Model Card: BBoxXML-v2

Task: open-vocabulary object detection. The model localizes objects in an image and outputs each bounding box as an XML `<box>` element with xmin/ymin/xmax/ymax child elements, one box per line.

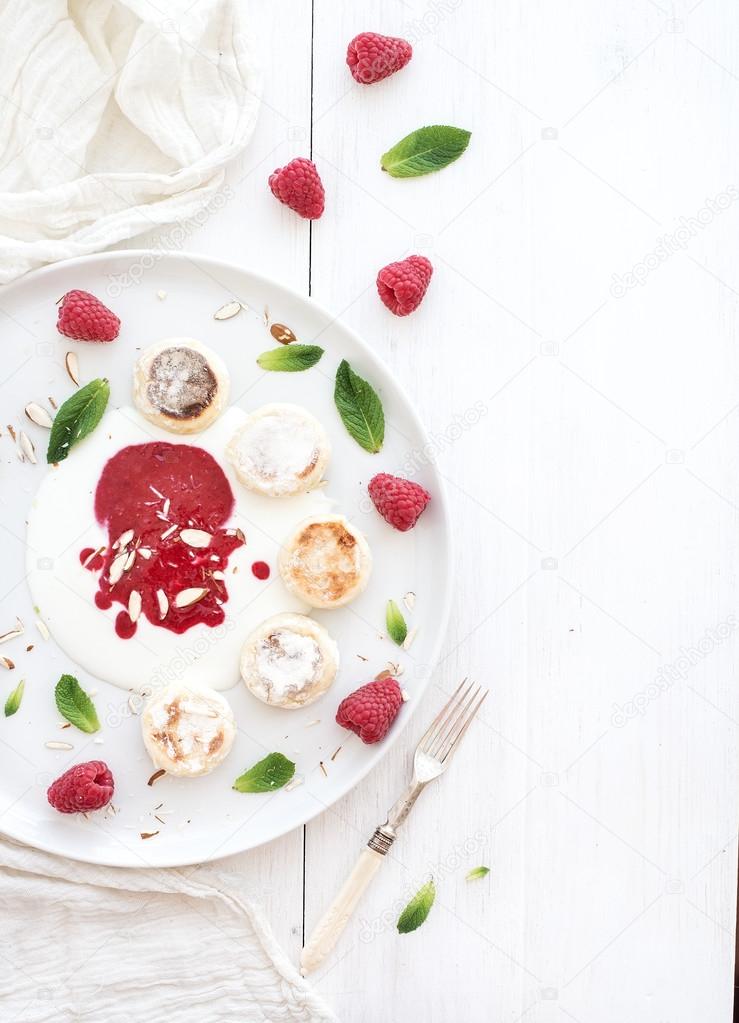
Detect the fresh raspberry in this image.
<box><xmin>377</xmin><ymin>255</ymin><xmax>433</xmax><ymax>316</ymax></box>
<box><xmin>269</xmin><ymin>158</ymin><xmax>325</xmax><ymax>220</ymax></box>
<box><xmin>57</xmin><ymin>290</ymin><xmax>120</xmax><ymax>343</ymax></box>
<box><xmin>368</xmin><ymin>472</ymin><xmax>431</xmax><ymax>532</ymax></box>
<box><xmin>47</xmin><ymin>760</ymin><xmax>114</xmax><ymax>814</ymax></box>
<box><xmin>336</xmin><ymin>676</ymin><xmax>403</xmax><ymax>744</ymax></box>
<box><xmin>346</xmin><ymin>32</ymin><xmax>412</xmax><ymax>85</ymax></box>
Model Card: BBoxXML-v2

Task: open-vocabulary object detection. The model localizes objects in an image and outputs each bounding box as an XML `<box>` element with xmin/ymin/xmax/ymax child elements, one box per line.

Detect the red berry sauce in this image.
<box><xmin>251</xmin><ymin>560</ymin><xmax>270</xmax><ymax>580</ymax></box>
<box><xmin>81</xmin><ymin>442</ymin><xmax>244</xmax><ymax>639</ymax></box>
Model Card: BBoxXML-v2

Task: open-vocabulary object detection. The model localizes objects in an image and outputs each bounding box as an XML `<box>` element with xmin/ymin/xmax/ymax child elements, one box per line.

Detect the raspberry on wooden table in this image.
<box><xmin>56</xmin><ymin>290</ymin><xmax>120</xmax><ymax>342</ymax></box>
<box><xmin>268</xmin><ymin>158</ymin><xmax>325</xmax><ymax>220</ymax></box>
<box><xmin>336</xmin><ymin>676</ymin><xmax>403</xmax><ymax>744</ymax></box>
<box><xmin>368</xmin><ymin>473</ymin><xmax>431</xmax><ymax>532</ymax></box>
<box><xmin>47</xmin><ymin>760</ymin><xmax>114</xmax><ymax>814</ymax></box>
<box><xmin>346</xmin><ymin>32</ymin><xmax>412</xmax><ymax>84</ymax></box>
<box><xmin>377</xmin><ymin>255</ymin><xmax>433</xmax><ymax>316</ymax></box>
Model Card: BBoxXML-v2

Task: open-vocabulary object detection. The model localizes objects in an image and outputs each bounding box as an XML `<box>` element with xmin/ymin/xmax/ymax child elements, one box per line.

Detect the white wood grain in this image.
<box><xmin>125</xmin><ymin>0</ymin><xmax>739</xmax><ymax>1019</ymax></box>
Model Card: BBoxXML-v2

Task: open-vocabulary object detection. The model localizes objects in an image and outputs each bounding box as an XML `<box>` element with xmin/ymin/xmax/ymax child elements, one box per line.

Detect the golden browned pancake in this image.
<box><xmin>278</xmin><ymin>514</ymin><xmax>372</xmax><ymax>609</ymax></box>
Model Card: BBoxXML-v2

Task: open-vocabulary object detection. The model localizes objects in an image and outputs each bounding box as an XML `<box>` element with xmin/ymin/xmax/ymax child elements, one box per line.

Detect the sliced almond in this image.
<box><xmin>212</xmin><ymin>570</ymin><xmax>225</xmax><ymax>581</ymax></box>
<box><xmin>214</xmin><ymin>300</ymin><xmax>243</xmax><ymax>321</ymax></box>
<box><xmin>124</xmin><ymin>550</ymin><xmax>136</xmax><ymax>571</ymax></box>
<box><xmin>45</xmin><ymin>741</ymin><xmax>73</xmax><ymax>751</ymax></box>
<box><xmin>160</xmin><ymin>524</ymin><xmax>177</xmax><ymax>541</ymax></box>
<box><xmin>162</xmin><ymin>498</ymin><xmax>170</xmax><ymax>517</ymax></box>
<box><xmin>65</xmin><ymin>351</ymin><xmax>80</xmax><ymax>387</ymax></box>
<box><xmin>48</xmin><ymin>396</ymin><xmax>58</xmax><ymax>410</ymax></box>
<box><xmin>113</xmin><ymin>529</ymin><xmax>134</xmax><ymax>550</ymax></box>
<box><xmin>0</xmin><ymin>619</ymin><xmax>24</xmax><ymax>645</ymax></box>
<box><xmin>0</xmin><ymin>657</ymin><xmax>14</xmax><ymax>670</ymax></box>
<box><xmin>180</xmin><ymin>528</ymin><xmax>212</xmax><ymax>549</ymax></box>
<box><xmin>128</xmin><ymin>590</ymin><xmax>142</xmax><ymax>623</ymax></box>
<box><xmin>157</xmin><ymin>290</ymin><xmax>167</xmax><ymax>300</ymax></box>
<box><xmin>19</xmin><ymin>432</ymin><xmax>36</xmax><ymax>464</ymax></box>
<box><xmin>270</xmin><ymin>323</ymin><xmax>297</xmax><ymax>345</ymax></box>
<box><xmin>108</xmin><ymin>551</ymin><xmax>129</xmax><ymax>585</ymax></box>
<box><xmin>402</xmin><ymin>626</ymin><xmax>418</xmax><ymax>651</ymax></box>
<box><xmin>24</xmin><ymin>402</ymin><xmax>53</xmax><ymax>429</ymax></box>
<box><xmin>148</xmin><ymin>768</ymin><xmax>166</xmax><ymax>786</ymax></box>
<box><xmin>403</xmin><ymin>591</ymin><xmax>416</xmax><ymax>611</ymax></box>
<box><xmin>82</xmin><ymin>545</ymin><xmax>105</xmax><ymax>568</ymax></box>
<box><xmin>156</xmin><ymin>589</ymin><xmax>169</xmax><ymax>619</ymax></box>
<box><xmin>138</xmin><ymin>547</ymin><xmax>152</xmax><ymax>560</ymax></box>
<box><xmin>173</xmin><ymin>587</ymin><xmax>208</xmax><ymax>609</ymax></box>
<box><xmin>35</xmin><ymin>619</ymin><xmax>50</xmax><ymax>641</ymax></box>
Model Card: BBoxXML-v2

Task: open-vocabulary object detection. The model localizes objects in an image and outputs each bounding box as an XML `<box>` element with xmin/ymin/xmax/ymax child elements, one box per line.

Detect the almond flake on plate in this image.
<box><xmin>156</xmin><ymin>589</ymin><xmax>169</xmax><ymax>619</ymax></box>
<box><xmin>0</xmin><ymin>619</ymin><xmax>24</xmax><ymax>645</ymax></box>
<box><xmin>157</xmin><ymin>290</ymin><xmax>167</xmax><ymax>300</ymax></box>
<box><xmin>24</xmin><ymin>402</ymin><xmax>53</xmax><ymax>429</ymax></box>
<box><xmin>64</xmin><ymin>351</ymin><xmax>80</xmax><ymax>386</ymax></box>
<box><xmin>45</xmin><ymin>741</ymin><xmax>73</xmax><ymax>751</ymax></box>
<box><xmin>128</xmin><ymin>590</ymin><xmax>142</xmax><ymax>623</ymax></box>
<box><xmin>108</xmin><ymin>551</ymin><xmax>129</xmax><ymax>585</ymax></box>
<box><xmin>19</xmin><ymin>432</ymin><xmax>36</xmax><ymax>464</ymax></box>
<box><xmin>174</xmin><ymin>587</ymin><xmax>207</xmax><ymax>609</ymax></box>
<box><xmin>180</xmin><ymin>528</ymin><xmax>212</xmax><ymax>548</ymax></box>
<box><xmin>403</xmin><ymin>591</ymin><xmax>416</xmax><ymax>611</ymax></box>
<box><xmin>35</xmin><ymin>619</ymin><xmax>50</xmax><ymax>641</ymax></box>
<box><xmin>213</xmin><ymin>300</ymin><xmax>242</xmax><ymax>320</ymax></box>
<box><xmin>402</xmin><ymin>627</ymin><xmax>418</xmax><ymax>650</ymax></box>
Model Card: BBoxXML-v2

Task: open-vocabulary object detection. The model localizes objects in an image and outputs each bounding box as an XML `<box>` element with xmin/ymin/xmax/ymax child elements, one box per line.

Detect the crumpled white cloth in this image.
<box><xmin>0</xmin><ymin>833</ymin><xmax>337</xmax><ymax>1022</ymax></box>
<box><xmin>0</xmin><ymin>0</ymin><xmax>261</xmax><ymax>284</ymax></box>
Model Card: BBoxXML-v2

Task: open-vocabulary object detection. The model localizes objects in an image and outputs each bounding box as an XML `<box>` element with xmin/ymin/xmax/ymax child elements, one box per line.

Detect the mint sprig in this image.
<box><xmin>397</xmin><ymin>879</ymin><xmax>436</xmax><ymax>934</ymax></box>
<box><xmin>334</xmin><ymin>359</ymin><xmax>384</xmax><ymax>453</ymax></box>
<box><xmin>465</xmin><ymin>866</ymin><xmax>490</xmax><ymax>881</ymax></box>
<box><xmin>386</xmin><ymin>600</ymin><xmax>408</xmax><ymax>646</ymax></box>
<box><xmin>381</xmin><ymin>125</ymin><xmax>471</xmax><ymax>178</ymax></box>
<box><xmin>4</xmin><ymin>678</ymin><xmax>24</xmax><ymax>717</ymax></box>
<box><xmin>233</xmin><ymin>752</ymin><xmax>295</xmax><ymax>793</ymax></box>
<box><xmin>55</xmin><ymin>674</ymin><xmax>100</xmax><ymax>733</ymax></box>
<box><xmin>256</xmin><ymin>345</ymin><xmax>324</xmax><ymax>372</ymax></box>
<box><xmin>47</xmin><ymin>378</ymin><xmax>109</xmax><ymax>463</ymax></box>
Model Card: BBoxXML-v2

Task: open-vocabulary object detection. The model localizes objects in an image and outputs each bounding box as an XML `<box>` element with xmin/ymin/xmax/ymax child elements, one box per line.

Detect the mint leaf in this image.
<box><xmin>334</xmin><ymin>359</ymin><xmax>384</xmax><ymax>453</ymax></box>
<box><xmin>381</xmin><ymin>126</ymin><xmax>471</xmax><ymax>178</ymax></box>
<box><xmin>386</xmin><ymin>600</ymin><xmax>408</xmax><ymax>646</ymax></box>
<box><xmin>55</xmin><ymin>674</ymin><xmax>100</xmax><ymax>733</ymax></box>
<box><xmin>4</xmin><ymin>678</ymin><xmax>24</xmax><ymax>717</ymax></box>
<box><xmin>397</xmin><ymin>879</ymin><xmax>436</xmax><ymax>934</ymax></box>
<box><xmin>233</xmin><ymin>752</ymin><xmax>295</xmax><ymax>793</ymax></box>
<box><xmin>47</xmin><ymin>378</ymin><xmax>109</xmax><ymax>463</ymax></box>
<box><xmin>466</xmin><ymin>866</ymin><xmax>490</xmax><ymax>881</ymax></box>
<box><xmin>256</xmin><ymin>345</ymin><xmax>324</xmax><ymax>372</ymax></box>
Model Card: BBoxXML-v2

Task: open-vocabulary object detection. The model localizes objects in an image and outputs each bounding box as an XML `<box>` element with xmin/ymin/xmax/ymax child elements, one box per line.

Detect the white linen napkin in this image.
<box><xmin>0</xmin><ymin>0</ymin><xmax>261</xmax><ymax>284</ymax></box>
<box><xmin>0</xmin><ymin>833</ymin><xmax>337</xmax><ymax>1022</ymax></box>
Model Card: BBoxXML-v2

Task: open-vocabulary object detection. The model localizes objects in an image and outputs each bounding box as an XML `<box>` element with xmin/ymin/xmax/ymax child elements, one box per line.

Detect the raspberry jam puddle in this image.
<box><xmin>81</xmin><ymin>442</ymin><xmax>244</xmax><ymax>638</ymax></box>
<box><xmin>251</xmin><ymin>560</ymin><xmax>270</xmax><ymax>580</ymax></box>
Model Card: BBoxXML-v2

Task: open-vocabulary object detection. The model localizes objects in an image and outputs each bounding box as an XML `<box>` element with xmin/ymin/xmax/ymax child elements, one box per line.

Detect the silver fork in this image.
<box><xmin>300</xmin><ymin>679</ymin><xmax>488</xmax><ymax>974</ymax></box>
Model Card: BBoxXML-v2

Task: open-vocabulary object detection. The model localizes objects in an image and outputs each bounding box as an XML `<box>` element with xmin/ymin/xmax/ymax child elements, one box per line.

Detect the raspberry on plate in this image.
<box><xmin>336</xmin><ymin>676</ymin><xmax>403</xmax><ymax>744</ymax></box>
<box><xmin>346</xmin><ymin>32</ymin><xmax>412</xmax><ymax>85</ymax></box>
<box><xmin>368</xmin><ymin>472</ymin><xmax>431</xmax><ymax>532</ymax></box>
<box><xmin>269</xmin><ymin>158</ymin><xmax>325</xmax><ymax>220</ymax></box>
<box><xmin>47</xmin><ymin>760</ymin><xmax>114</xmax><ymax>814</ymax></box>
<box><xmin>57</xmin><ymin>290</ymin><xmax>120</xmax><ymax>343</ymax></box>
<box><xmin>377</xmin><ymin>255</ymin><xmax>433</xmax><ymax>316</ymax></box>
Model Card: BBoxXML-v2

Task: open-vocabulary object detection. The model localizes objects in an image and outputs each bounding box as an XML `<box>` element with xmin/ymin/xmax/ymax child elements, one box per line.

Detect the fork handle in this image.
<box><xmin>301</xmin><ymin>846</ymin><xmax>385</xmax><ymax>975</ymax></box>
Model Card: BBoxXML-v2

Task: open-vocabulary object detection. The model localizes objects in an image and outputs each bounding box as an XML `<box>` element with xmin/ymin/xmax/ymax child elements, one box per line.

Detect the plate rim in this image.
<box><xmin>0</xmin><ymin>248</ymin><xmax>454</xmax><ymax>867</ymax></box>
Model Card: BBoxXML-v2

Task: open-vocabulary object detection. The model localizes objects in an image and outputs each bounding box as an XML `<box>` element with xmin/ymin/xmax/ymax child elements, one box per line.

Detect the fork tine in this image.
<box><xmin>439</xmin><ymin>688</ymin><xmax>488</xmax><ymax>763</ymax></box>
<box><xmin>428</xmin><ymin>682</ymin><xmax>480</xmax><ymax>760</ymax></box>
<box><xmin>418</xmin><ymin>678</ymin><xmax>468</xmax><ymax>754</ymax></box>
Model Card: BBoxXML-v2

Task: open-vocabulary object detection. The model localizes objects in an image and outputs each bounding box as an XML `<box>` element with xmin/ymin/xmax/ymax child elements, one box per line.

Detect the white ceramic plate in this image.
<box><xmin>0</xmin><ymin>250</ymin><xmax>451</xmax><ymax>867</ymax></box>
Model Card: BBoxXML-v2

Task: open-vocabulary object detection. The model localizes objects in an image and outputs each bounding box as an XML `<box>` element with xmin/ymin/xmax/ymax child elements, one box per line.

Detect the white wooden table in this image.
<box><xmin>129</xmin><ymin>1</ymin><xmax>739</xmax><ymax>1018</ymax></box>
